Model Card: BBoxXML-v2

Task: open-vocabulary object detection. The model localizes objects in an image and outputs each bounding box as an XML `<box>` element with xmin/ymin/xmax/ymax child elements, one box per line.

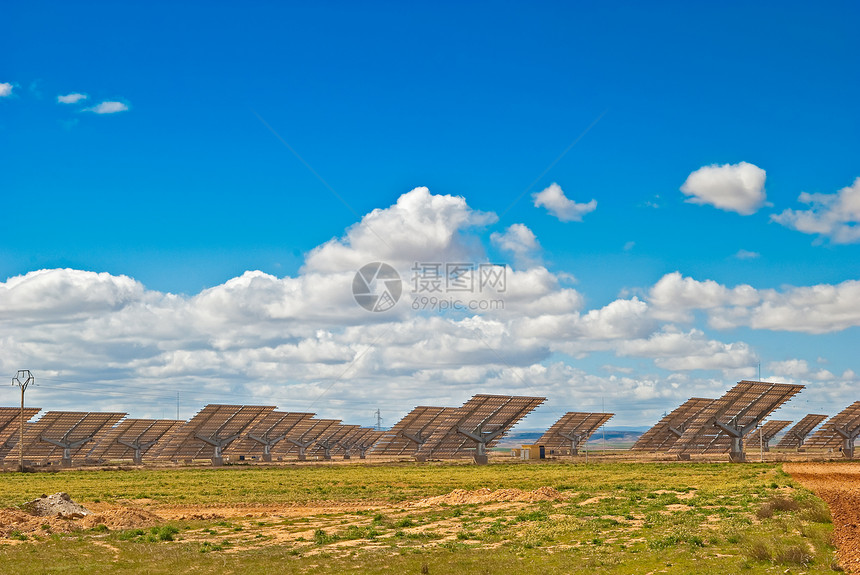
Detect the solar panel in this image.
<box><xmin>630</xmin><ymin>398</ymin><xmax>714</xmax><ymax>452</ymax></box>
<box><xmin>804</xmin><ymin>402</ymin><xmax>860</xmax><ymax>458</ymax></box>
<box><xmin>271</xmin><ymin>418</ymin><xmax>342</xmax><ymax>460</ymax></box>
<box><xmin>372</xmin><ymin>406</ymin><xmax>458</xmax><ymax>459</ymax></box>
<box><xmin>420</xmin><ymin>394</ymin><xmax>546</xmax><ymax>463</ymax></box>
<box><xmin>669</xmin><ymin>381</ymin><xmax>804</xmax><ymax>462</ymax></box>
<box><xmin>86</xmin><ymin>419</ymin><xmax>185</xmax><ymax>463</ymax></box>
<box><xmin>154</xmin><ymin>404</ymin><xmax>276</xmax><ymax>465</ymax></box>
<box><xmin>353</xmin><ymin>428</ymin><xmax>385</xmax><ymax>459</ymax></box>
<box><xmin>3</xmin><ymin>411</ymin><xmax>125</xmax><ymax>466</ymax></box>
<box><xmin>0</xmin><ymin>408</ymin><xmax>42</xmax><ymax>462</ymax></box>
<box><xmin>335</xmin><ymin>426</ymin><xmax>377</xmax><ymax>459</ymax></box>
<box><xmin>775</xmin><ymin>414</ymin><xmax>828</xmax><ymax>450</ymax></box>
<box><xmin>224</xmin><ymin>411</ymin><xmax>315</xmax><ymax>461</ymax></box>
<box><xmin>311</xmin><ymin>424</ymin><xmax>360</xmax><ymax>459</ymax></box>
<box><xmin>745</xmin><ymin>420</ymin><xmax>792</xmax><ymax>452</ymax></box>
<box><xmin>536</xmin><ymin>412</ymin><xmax>614</xmax><ymax>455</ymax></box>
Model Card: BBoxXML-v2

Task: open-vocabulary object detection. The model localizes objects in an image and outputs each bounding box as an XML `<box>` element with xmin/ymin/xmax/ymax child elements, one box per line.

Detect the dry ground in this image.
<box><xmin>785</xmin><ymin>462</ymin><xmax>860</xmax><ymax>573</ymax></box>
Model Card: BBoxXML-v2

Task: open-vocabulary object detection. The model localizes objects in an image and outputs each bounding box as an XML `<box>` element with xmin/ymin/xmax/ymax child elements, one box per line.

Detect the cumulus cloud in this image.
<box><xmin>57</xmin><ymin>93</ymin><xmax>88</xmax><ymax>104</ymax></box>
<box><xmin>647</xmin><ymin>272</ymin><xmax>860</xmax><ymax>335</ymax></box>
<box><xmin>0</xmin><ymin>83</ymin><xmax>13</xmax><ymax>97</ymax></box>
<box><xmin>617</xmin><ymin>327</ymin><xmax>757</xmax><ymax>372</ymax></box>
<box><xmin>532</xmin><ymin>183</ymin><xmax>596</xmax><ymax>222</ymax></box>
<box><xmin>772</xmin><ymin>178</ymin><xmax>860</xmax><ymax>244</ymax></box>
<box><xmin>680</xmin><ymin>161</ymin><xmax>767</xmax><ymax>215</ymax></box>
<box><xmin>304</xmin><ymin>187</ymin><xmax>496</xmax><ymax>274</ymax></box>
<box><xmin>2</xmin><ymin>188</ymin><xmax>855</xmax><ymax>425</ymax></box>
<box><xmin>491</xmin><ymin>224</ymin><xmax>541</xmax><ymax>268</ymax></box>
<box><xmin>85</xmin><ymin>101</ymin><xmax>129</xmax><ymax>114</ymax></box>
<box><xmin>767</xmin><ymin>359</ymin><xmax>835</xmax><ymax>382</ymax></box>
<box><xmin>648</xmin><ymin>272</ymin><xmax>759</xmax><ymax>322</ymax></box>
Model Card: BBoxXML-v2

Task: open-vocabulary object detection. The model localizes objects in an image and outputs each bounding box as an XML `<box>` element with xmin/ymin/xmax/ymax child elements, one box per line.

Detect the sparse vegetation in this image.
<box><xmin>0</xmin><ymin>462</ymin><xmax>842</xmax><ymax>574</ymax></box>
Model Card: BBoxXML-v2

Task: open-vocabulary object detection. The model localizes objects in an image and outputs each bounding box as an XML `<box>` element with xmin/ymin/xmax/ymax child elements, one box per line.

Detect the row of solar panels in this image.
<box><xmin>0</xmin><ymin>394</ymin><xmax>551</xmax><ymax>466</ymax></box>
<box><xmin>630</xmin><ymin>381</ymin><xmax>860</xmax><ymax>460</ymax></box>
<box><xmin>3</xmin><ymin>381</ymin><xmax>857</xmax><ymax>467</ymax></box>
<box><xmin>0</xmin><ymin>406</ymin><xmax>385</xmax><ymax>466</ymax></box>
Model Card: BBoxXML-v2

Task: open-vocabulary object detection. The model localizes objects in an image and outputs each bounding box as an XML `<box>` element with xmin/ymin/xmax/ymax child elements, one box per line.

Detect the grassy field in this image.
<box><xmin>0</xmin><ymin>461</ymin><xmax>842</xmax><ymax>574</ymax></box>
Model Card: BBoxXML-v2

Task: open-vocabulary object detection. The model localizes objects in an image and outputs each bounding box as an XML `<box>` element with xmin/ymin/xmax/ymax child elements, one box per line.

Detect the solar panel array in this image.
<box><xmin>372</xmin><ymin>406</ymin><xmax>458</xmax><ymax>456</ymax></box>
<box><xmin>804</xmin><ymin>402</ymin><xmax>860</xmax><ymax>457</ymax></box>
<box><xmin>154</xmin><ymin>405</ymin><xmax>275</xmax><ymax>462</ymax></box>
<box><xmin>3</xmin><ymin>411</ymin><xmax>126</xmax><ymax>465</ymax></box>
<box><xmin>630</xmin><ymin>398</ymin><xmax>714</xmax><ymax>452</ymax></box>
<box><xmin>669</xmin><ymin>381</ymin><xmax>804</xmax><ymax>460</ymax></box>
<box><xmin>536</xmin><ymin>412</ymin><xmax>614</xmax><ymax>455</ymax></box>
<box><xmin>745</xmin><ymin>420</ymin><xmax>792</xmax><ymax>451</ymax></box>
<box><xmin>87</xmin><ymin>418</ymin><xmax>185</xmax><ymax>462</ymax></box>
<box><xmin>273</xmin><ymin>418</ymin><xmax>342</xmax><ymax>460</ymax></box>
<box><xmin>225</xmin><ymin>411</ymin><xmax>315</xmax><ymax>459</ymax></box>
<box><xmin>418</xmin><ymin>394</ymin><xmax>546</xmax><ymax>461</ymax></box>
<box><xmin>775</xmin><ymin>414</ymin><xmax>828</xmax><ymax>449</ymax></box>
<box><xmin>336</xmin><ymin>426</ymin><xmax>382</xmax><ymax>458</ymax></box>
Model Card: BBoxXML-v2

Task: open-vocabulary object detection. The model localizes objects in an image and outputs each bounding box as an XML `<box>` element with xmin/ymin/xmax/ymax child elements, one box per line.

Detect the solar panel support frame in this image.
<box><xmin>833</xmin><ymin>424</ymin><xmax>860</xmax><ymax>458</ymax></box>
<box><xmin>116</xmin><ymin>438</ymin><xmax>160</xmax><ymax>465</ymax></box>
<box><xmin>194</xmin><ymin>432</ymin><xmax>242</xmax><ymax>467</ymax></box>
<box><xmin>39</xmin><ymin>435</ymin><xmax>91</xmax><ymax>468</ymax></box>
<box><xmin>246</xmin><ymin>432</ymin><xmax>288</xmax><ymax>462</ymax></box>
<box><xmin>713</xmin><ymin>421</ymin><xmax>749</xmax><ymax>462</ymax></box>
<box><xmin>556</xmin><ymin>431</ymin><xmax>588</xmax><ymax>455</ymax></box>
<box><xmin>286</xmin><ymin>437</ymin><xmax>314</xmax><ymax>461</ymax></box>
<box><xmin>456</xmin><ymin>423</ymin><xmax>506</xmax><ymax>465</ymax></box>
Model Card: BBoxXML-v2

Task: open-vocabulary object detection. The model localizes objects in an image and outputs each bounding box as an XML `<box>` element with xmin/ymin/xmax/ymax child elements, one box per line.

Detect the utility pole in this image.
<box><xmin>374</xmin><ymin>409</ymin><xmax>383</xmax><ymax>431</ymax></box>
<box><xmin>12</xmin><ymin>370</ymin><xmax>34</xmax><ymax>473</ymax></box>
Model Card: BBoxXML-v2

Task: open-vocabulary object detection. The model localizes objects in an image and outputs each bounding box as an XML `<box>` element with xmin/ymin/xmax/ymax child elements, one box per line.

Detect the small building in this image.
<box><xmin>520</xmin><ymin>444</ymin><xmax>545</xmax><ymax>460</ymax></box>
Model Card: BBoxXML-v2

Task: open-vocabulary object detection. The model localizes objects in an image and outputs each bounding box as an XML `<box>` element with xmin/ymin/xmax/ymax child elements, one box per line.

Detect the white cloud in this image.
<box><xmin>491</xmin><ymin>224</ymin><xmax>541</xmax><ymax>268</ymax></box>
<box><xmin>304</xmin><ymin>186</ymin><xmax>496</xmax><ymax>274</ymax></box>
<box><xmin>617</xmin><ymin>327</ymin><xmax>757</xmax><ymax>372</ymax></box>
<box><xmin>57</xmin><ymin>93</ymin><xmax>88</xmax><ymax>104</ymax></box>
<box><xmin>648</xmin><ymin>272</ymin><xmax>759</xmax><ymax>322</ymax></box>
<box><xmin>734</xmin><ymin>249</ymin><xmax>760</xmax><ymax>260</ymax></box>
<box><xmin>771</xmin><ymin>177</ymin><xmax>860</xmax><ymax>244</ymax></box>
<box><xmin>85</xmin><ymin>101</ymin><xmax>129</xmax><ymax>114</ymax></box>
<box><xmin>647</xmin><ymin>272</ymin><xmax>860</xmax><ymax>335</ymax></box>
<box><xmin>532</xmin><ymin>183</ymin><xmax>596</xmax><ymax>222</ymax></box>
<box><xmin>680</xmin><ymin>161</ymin><xmax>767</xmax><ymax>215</ymax></box>
<box><xmin>0</xmin><ymin>83</ymin><xmax>13</xmax><ymax>97</ymax></box>
<box><xmin>2</xmin><ymin>188</ymin><xmax>857</xmax><ymax>425</ymax></box>
<box><xmin>767</xmin><ymin>359</ymin><xmax>835</xmax><ymax>382</ymax></box>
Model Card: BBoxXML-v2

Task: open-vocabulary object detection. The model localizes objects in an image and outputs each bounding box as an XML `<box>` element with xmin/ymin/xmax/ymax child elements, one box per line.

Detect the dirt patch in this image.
<box><xmin>80</xmin><ymin>508</ymin><xmax>164</xmax><ymax>530</ymax></box>
<box><xmin>784</xmin><ymin>462</ymin><xmax>860</xmax><ymax>573</ymax></box>
<box><xmin>409</xmin><ymin>486</ymin><xmax>567</xmax><ymax>506</ymax></box>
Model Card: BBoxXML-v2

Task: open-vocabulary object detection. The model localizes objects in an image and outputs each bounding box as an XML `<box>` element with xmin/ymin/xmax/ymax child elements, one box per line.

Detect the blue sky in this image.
<box><xmin>2</xmin><ymin>2</ymin><xmax>859</xmax><ymax>428</ymax></box>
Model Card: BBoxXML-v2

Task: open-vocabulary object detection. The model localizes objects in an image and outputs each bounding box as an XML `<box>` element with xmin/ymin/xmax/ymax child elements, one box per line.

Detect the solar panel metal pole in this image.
<box><xmin>11</xmin><ymin>370</ymin><xmax>34</xmax><ymax>472</ymax></box>
<box><xmin>833</xmin><ymin>425</ymin><xmax>858</xmax><ymax>459</ymax></box>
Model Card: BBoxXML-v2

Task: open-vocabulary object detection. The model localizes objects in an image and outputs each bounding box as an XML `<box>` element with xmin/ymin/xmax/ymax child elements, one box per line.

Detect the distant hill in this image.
<box><xmin>496</xmin><ymin>428</ymin><xmax>644</xmax><ymax>449</ymax></box>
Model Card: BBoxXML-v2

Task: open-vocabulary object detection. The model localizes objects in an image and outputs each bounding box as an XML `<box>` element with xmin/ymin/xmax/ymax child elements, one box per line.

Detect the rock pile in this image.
<box><xmin>21</xmin><ymin>493</ymin><xmax>90</xmax><ymax>518</ymax></box>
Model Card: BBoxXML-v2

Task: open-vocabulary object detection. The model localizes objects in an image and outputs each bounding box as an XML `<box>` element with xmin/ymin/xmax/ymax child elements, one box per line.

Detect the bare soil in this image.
<box><xmin>784</xmin><ymin>462</ymin><xmax>860</xmax><ymax>573</ymax></box>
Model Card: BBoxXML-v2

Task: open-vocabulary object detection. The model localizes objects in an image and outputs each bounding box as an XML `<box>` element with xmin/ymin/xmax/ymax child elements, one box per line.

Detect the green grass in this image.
<box><xmin>0</xmin><ymin>461</ymin><xmax>843</xmax><ymax>574</ymax></box>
